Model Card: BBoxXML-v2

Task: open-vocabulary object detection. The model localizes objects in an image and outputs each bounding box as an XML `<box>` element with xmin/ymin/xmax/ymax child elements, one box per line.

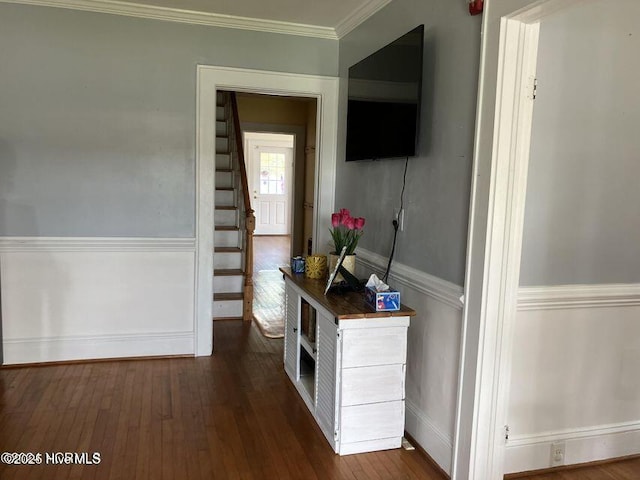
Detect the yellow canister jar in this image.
<box><xmin>304</xmin><ymin>254</ymin><xmax>327</xmax><ymax>279</ymax></box>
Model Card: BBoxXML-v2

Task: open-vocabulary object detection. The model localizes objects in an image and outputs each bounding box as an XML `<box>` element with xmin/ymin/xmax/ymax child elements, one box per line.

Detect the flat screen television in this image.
<box><xmin>345</xmin><ymin>25</ymin><xmax>424</xmax><ymax>162</ymax></box>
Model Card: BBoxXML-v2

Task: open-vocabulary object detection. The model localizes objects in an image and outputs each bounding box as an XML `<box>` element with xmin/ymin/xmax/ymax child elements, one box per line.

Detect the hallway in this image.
<box><xmin>252</xmin><ymin>235</ymin><xmax>290</xmax><ymax>338</ymax></box>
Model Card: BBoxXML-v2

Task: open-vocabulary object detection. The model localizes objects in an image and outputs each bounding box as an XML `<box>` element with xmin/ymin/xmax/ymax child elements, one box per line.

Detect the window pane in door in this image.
<box><xmin>259</xmin><ymin>152</ymin><xmax>286</xmax><ymax>195</ymax></box>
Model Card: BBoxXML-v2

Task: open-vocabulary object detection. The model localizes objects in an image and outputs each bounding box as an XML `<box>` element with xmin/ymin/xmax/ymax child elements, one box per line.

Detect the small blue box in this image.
<box><xmin>365</xmin><ymin>287</ymin><xmax>401</xmax><ymax>312</ymax></box>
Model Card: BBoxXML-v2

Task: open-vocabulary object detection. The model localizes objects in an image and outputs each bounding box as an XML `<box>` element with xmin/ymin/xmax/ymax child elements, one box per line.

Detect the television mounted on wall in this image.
<box><xmin>345</xmin><ymin>25</ymin><xmax>424</xmax><ymax>162</ymax></box>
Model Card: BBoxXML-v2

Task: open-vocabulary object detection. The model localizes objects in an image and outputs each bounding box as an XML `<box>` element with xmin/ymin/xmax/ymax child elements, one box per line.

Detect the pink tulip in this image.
<box><xmin>354</xmin><ymin>217</ymin><xmax>365</xmax><ymax>229</ymax></box>
<box><xmin>331</xmin><ymin>213</ymin><xmax>341</xmax><ymax>228</ymax></box>
<box><xmin>343</xmin><ymin>216</ymin><xmax>356</xmax><ymax>230</ymax></box>
<box><xmin>339</xmin><ymin>208</ymin><xmax>350</xmax><ymax>218</ymax></box>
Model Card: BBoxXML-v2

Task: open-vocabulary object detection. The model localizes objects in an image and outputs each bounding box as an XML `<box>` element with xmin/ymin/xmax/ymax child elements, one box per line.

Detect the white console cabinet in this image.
<box><xmin>280</xmin><ymin>268</ymin><xmax>415</xmax><ymax>455</ymax></box>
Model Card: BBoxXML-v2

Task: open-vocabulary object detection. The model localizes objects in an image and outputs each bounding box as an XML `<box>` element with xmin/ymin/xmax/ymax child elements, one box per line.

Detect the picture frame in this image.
<box><xmin>324</xmin><ymin>246</ymin><xmax>347</xmax><ymax>295</ymax></box>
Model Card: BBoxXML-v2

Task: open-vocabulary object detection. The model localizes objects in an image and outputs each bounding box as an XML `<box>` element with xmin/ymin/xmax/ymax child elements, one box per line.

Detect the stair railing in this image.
<box><xmin>227</xmin><ymin>92</ymin><xmax>255</xmax><ymax>321</ymax></box>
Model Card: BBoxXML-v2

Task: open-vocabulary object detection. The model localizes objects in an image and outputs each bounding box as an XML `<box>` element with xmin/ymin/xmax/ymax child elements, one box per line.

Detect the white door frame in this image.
<box><xmin>454</xmin><ymin>1</ymin><xmax>580</xmax><ymax>478</ymax></box>
<box><xmin>195</xmin><ymin>66</ymin><xmax>338</xmax><ymax>356</ymax></box>
<box><xmin>246</xmin><ymin>134</ymin><xmax>294</xmax><ymax>235</ymax></box>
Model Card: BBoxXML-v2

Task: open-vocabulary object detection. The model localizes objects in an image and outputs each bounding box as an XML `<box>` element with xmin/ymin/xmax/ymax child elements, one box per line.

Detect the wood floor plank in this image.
<box><xmin>1</xmin><ymin>321</ymin><xmax>638</xmax><ymax>479</ymax></box>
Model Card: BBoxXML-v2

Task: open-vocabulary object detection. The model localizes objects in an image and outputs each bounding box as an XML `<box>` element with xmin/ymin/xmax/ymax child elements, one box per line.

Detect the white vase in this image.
<box><xmin>328</xmin><ymin>253</ymin><xmax>356</xmax><ymax>284</ymax></box>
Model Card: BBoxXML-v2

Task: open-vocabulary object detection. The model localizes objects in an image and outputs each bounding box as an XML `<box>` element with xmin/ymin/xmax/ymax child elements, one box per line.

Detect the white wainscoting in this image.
<box><xmin>0</xmin><ymin>237</ymin><xmax>196</xmax><ymax>364</ymax></box>
<box><xmin>505</xmin><ymin>283</ymin><xmax>640</xmax><ymax>474</ymax></box>
<box><xmin>356</xmin><ymin>248</ymin><xmax>463</xmax><ymax>474</ymax></box>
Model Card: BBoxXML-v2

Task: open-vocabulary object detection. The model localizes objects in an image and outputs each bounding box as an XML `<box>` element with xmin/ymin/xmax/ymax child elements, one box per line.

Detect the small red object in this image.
<box><xmin>469</xmin><ymin>0</ymin><xmax>483</xmax><ymax>15</ymax></box>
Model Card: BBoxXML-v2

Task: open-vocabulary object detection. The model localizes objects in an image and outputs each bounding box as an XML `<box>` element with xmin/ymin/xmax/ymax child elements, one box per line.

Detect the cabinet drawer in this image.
<box><xmin>341</xmin><ymin>365</ymin><xmax>404</xmax><ymax>406</ymax></box>
<box><xmin>340</xmin><ymin>401</ymin><xmax>404</xmax><ymax>444</ymax></box>
<box><xmin>341</xmin><ymin>327</ymin><xmax>407</xmax><ymax>368</ymax></box>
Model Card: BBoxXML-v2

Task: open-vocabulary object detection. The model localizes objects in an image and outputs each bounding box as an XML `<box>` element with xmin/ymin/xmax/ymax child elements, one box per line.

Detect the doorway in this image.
<box><xmin>195</xmin><ymin>66</ymin><xmax>338</xmax><ymax>356</ymax></box>
<box><xmin>237</xmin><ymin>94</ymin><xmax>318</xmax><ymax>338</ymax></box>
<box><xmin>456</xmin><ymin>1</ymin><xmax>590</xmax><ymax>479</ymax></box>
<box><xmin>244</xmin><ymin>131</ymin><xmax>295</xmax><ymax>338</ymax></box>
<box><xmin>245</xmin><ymin>132</ymin><xmax>294</xmax><ymax>236</ymax></box>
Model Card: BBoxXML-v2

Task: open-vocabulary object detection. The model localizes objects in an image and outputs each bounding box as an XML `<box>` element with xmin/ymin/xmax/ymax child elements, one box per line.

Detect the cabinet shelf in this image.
<box><xmin>300</xmin><ymin>374</ymin><xmax>315</xmax><ymax>402</ymax></box>
<box><xmin>300</xmin><ymin>334</ymin><xmax>316</xmax><ymax>360</ymax></box>
<box><xmin>282</xmin><ymin>268</ymin><xmax>413</xmax><ymax>456</ymax></box>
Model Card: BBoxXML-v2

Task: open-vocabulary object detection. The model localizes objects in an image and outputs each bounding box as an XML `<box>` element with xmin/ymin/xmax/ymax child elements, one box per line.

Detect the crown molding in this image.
<box><xmin>334</xmin><ymin>0</ymin><xmax>393</xmax><ymax>38</ymax></box>
<box><xmin>1</xmin><ymin>0</ymin><xmax>339</xmax><ymax>39</ymax></box>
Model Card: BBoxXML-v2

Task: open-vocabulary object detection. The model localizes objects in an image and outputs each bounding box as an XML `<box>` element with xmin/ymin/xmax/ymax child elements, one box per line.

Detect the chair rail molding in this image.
<box><xmin>518</xmin><ymin>283</ymin><xmax>640</xmax><ymax>310</ymax></box>
<box><xmin>355</xmin><ymin>247</ymin><xmax>464</xmax><ymax>310</ymax></box>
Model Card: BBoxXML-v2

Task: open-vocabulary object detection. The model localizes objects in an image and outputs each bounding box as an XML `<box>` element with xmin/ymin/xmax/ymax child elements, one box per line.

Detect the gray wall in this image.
<box><xmin>337</xmin><ymin>0</ymin><xmax>481</xmax><ymax>286</ymax></box>
<box><xmin>0</xmin><ymin>3</ymin><xmax>337</xmax><ymax>237</ymax></box>
<box><xmin>520</xmin><ymin>0</ymin><xmax>640</xmax><ymax>285</ymax></box>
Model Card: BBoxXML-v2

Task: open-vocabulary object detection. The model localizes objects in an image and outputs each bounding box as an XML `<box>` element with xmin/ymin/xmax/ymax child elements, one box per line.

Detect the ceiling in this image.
<box><xmin>4</xmin><ymin>0</ymin><xmax>393</xmax><ymax>38</ymax></box>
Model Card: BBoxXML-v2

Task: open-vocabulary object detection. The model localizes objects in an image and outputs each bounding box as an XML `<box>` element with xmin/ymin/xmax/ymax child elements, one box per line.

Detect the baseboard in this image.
<box><xmin>3</xmin><ymin>331</ymin><xmax>194</xmax><ymax>365</ymax></box>
<box><xmin>403</xmin><ymin>431</ymin><xmax>451</xmax><ymax>480</ymax></box>
<box><xmin>505</xmin><ymin>454</ymin><xmax>640</xmax><ymax>479</ymax></box>
<box><xmin>405</xmin><ymin>399</ymin><xmax>453</xmax><ymax>475</ymax></box>
<box><xmin>505</xmin><ymin>420</ymin><xmax>640</xmax><ymax>474</ymax></box>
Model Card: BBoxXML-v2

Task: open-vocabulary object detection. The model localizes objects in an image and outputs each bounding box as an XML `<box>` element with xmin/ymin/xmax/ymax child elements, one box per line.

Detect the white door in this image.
<box><xmin>251</xmin><ymin>145</ymin><xmax>292</xmax><ymax>235</ymax></box>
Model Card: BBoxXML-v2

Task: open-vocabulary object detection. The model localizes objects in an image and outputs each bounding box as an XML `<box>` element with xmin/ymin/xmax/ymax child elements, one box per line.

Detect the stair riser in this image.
<box><xmin>215</xmin><ymin>171</ymin><xmax>233</xmax><ymax>189</ymax></box>
<box><xmin>216</xmin><ymin>105</ymin><xmax>225</xmax><ymax>121</ymax></box>
<box><xmin>215</xmin><ymin>189</ymin><xmax>235</xmax><ymax>206</ymax></box>
<box><xmin>215</xmin><ymin>209</ymin><xmax>237</xmax><ymax>227</ymax></box>
<box><xmin>216</xmin><ymin>137</ymin><xmax>229</xmax><ymax>153</ymax></box>
<box><xmin>214</xmin><ymin>275</ymin><xmax>244</xmax><ymax>293</ymax></box>
<box><xmin>214</xmin><ymin>230</ymin><xmax>240</xmax><ymax>248</ymax></box>
<box><xmin>213</xmin><ymin>299</ymin><xmax>243</xmax><ymax>318</ymax></box>
<box><xmin>216</xmin><ymin>121</ymin><xmax>227</xmax><ymax>136</ymax></box>
<box><xmin>214</xmin><ymin>252</ymin><xmax>242</xmax><ymax>270</ymax></box>
<box><xmin>216</xmin><ymin>153</ymin><xmax>232</xmax><ymax>170</ymax></box>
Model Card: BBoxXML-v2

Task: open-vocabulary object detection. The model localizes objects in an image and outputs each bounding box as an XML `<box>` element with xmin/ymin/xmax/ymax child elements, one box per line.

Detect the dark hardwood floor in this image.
<box><xmin>252</xmin><ymin>235</ymin><xmax>290</xmax><ymax>337</ymax></box>
<box><xmin>1</xmin><ymin>321</ymin><xmax>638</xmax><ymax>479</ymax></box>
<box><xmin>252</xmin><ymin>235</ymin><xmax>290</xmax><ymax>273</ymax></box>
<box><xmin>0</xmin><ymin>321</ymin><xmax>445</xmax><ymax>480</ymax></box>
<box><xmin>507</xmin><ymin>455</ymin><xmax>640</xmax><ymax>480</ymax></box>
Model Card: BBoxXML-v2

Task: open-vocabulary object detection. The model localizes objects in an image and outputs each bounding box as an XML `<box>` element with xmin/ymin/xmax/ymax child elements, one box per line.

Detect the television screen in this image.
<box><xmin>346</xmin><ymin>25</ymin><xmax>424</xmax><ymax>162</ymax></box>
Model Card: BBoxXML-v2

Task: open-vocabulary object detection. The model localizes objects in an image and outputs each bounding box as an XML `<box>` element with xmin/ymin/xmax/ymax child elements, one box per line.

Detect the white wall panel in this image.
<box><xmin>505</xmin><ymin>284</ymin><xmax>640</xmax><ymax>473</ymax></box>
<box><xmin>0</xmin><ymin>237</ymin><xmax>196</xmax><ymax>364</ymax></box>
<box><xmin>356</xmin><ymin>248</ymin><xmax>463</xmax><ymax>474</ymax></box>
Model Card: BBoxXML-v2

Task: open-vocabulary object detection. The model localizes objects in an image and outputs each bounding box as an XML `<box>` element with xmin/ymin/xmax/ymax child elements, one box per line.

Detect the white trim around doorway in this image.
<box><xmin>195</xmin><ymin>66</ymin><xmax>339</xmax><ymax>356</ymax></box>
<box><xmin>456</xmin><ymin>1</ymin><xmax>582</xmax><ymax>479</ymax></box>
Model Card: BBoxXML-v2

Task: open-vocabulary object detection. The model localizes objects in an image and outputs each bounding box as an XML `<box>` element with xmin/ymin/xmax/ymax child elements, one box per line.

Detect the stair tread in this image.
<box><xmin>213</xmin><ymin>316</ymin><xmax>243</xmax><ymax>322</ymax></box>
<box><xmin>215</xmin><ymin>226</ymin><xmax>239</xmax><ymax>231</ymax></box>
<box><xmin>216</xmin><ymin>168</ymin><xmax>233</xmax><ymax>173</ymax></box>
<box><xmin>215</xmin><ymin>247</ymin><xmax>242</xmax><ymax>253</ymax></box>
<box><xmin>216</xmin><ymin>206</ymin><xmax>237</xmax><ymax>211</ymax></box>
<box><xmin>216</xmin><ymin>187</ymin><xmax>234</xmax><ymax>191</ymax></box>
<box><xmin>214</xmin><ymin>269</ymin><xmax>244</xmax><ymax>276</ymax></box>
<box><xmin>214</xmin><ymin>292</ymin><xmax>244</xmax><ymax>301</ymax></box>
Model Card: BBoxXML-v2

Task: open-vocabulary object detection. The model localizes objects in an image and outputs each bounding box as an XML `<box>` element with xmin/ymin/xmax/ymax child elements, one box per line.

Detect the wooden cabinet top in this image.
<box><xmin>280</xmin><ymin>267</ymin><xmax>416</xmax><ymax>320</ymax></box>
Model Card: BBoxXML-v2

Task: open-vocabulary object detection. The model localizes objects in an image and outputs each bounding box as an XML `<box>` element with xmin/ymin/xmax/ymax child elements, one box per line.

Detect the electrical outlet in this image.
<box><xmin>394</xmin><ymin>208</ymin><xmax>405</xmax><ymax>232</ymax></box>
<box><xmin>550</xmin><ymin>442</ymin><xmax>565</xmax><ymax>467</ymax></box>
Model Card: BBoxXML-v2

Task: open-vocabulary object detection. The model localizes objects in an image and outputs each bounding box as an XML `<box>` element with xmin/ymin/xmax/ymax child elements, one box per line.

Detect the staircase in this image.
<box><xmin>213</xmin><ymin>91</ymin><xmax>254</xmax><ymax>322</ymax></box>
